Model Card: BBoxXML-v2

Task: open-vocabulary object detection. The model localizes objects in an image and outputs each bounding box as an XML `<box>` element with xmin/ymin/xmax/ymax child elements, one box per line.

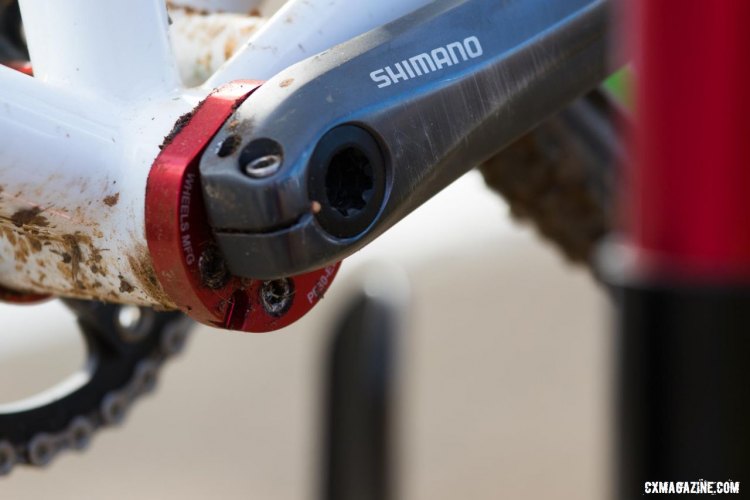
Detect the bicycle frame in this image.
<box><xmin>0</xmin><ymin>0</ymin><xmax>433</xmax><ymax>306</ymax></box>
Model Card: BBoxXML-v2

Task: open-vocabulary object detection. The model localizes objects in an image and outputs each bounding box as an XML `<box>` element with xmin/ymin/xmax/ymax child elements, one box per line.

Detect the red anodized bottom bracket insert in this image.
<box><xmin>145</xmin><ymin>81</ymin><xmax>340</xmax><ymax>333</ymax></box>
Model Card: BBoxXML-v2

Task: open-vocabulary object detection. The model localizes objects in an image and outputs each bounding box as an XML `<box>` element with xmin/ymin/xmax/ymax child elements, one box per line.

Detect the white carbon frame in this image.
<box><xmin>0</xmin><ymin>0</ymin><xmax>432</xmax><ymax>307</ymax></box>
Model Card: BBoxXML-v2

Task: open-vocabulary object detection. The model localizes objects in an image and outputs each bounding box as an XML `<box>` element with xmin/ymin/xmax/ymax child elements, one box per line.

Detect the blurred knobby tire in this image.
<box><xmin>480</xmin><ymin>90</ymin><xmax>623</xmax><ymax>269</ymax></box>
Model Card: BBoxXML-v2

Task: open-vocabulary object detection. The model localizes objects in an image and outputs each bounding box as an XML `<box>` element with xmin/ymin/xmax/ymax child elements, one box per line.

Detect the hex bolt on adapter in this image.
<box><xmin>308</xmin><ymin>125</ymin><xmax>387</xmax><ymax>239</ymax></box>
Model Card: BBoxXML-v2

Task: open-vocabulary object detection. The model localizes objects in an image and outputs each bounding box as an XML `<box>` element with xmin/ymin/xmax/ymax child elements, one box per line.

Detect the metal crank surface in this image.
<box><xmin>145</xmin><ymin>81</ymin><xmax>341</xmax><ymax>333</ymax></box>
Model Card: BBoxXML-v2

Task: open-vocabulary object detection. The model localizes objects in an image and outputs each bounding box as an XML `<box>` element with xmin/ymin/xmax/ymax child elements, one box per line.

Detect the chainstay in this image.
<box><xmin>0</xmin><ymin>302</ymin><xmax>193</xmax><ymax>475</ymax></box>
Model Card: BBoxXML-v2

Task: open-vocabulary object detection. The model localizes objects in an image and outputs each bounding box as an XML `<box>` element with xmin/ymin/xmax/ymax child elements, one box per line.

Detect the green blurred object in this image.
<box><xmin>605</xmin><ymin>68</ymin><xmax>633</xmax><ymax>109</ymax></box>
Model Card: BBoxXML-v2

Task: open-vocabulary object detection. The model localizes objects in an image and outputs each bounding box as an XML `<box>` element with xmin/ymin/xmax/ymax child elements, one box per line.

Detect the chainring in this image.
<box><xmin>0</xmin><ymin>301</ymin><xmax>193</xmax><ymax>475</ymax></box>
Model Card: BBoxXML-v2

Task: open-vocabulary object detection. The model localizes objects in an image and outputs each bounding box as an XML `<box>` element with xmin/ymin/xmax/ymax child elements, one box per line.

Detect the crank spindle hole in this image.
<box><xmin>308</xmin><ymin>125</ymin><xmax>387</xmax><ymax>239</ymax></box>
<box><xmin>325</xmin><ymin>146</ymin><xmax>374</xmax><ymax>217</ymax></box>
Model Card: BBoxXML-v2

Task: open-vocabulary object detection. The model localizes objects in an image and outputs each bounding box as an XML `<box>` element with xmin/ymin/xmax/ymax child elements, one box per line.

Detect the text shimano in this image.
<box><xmin>370</xmin><ymin>36</ymin><xmax>483</xmax><ymax>89</ymax></box>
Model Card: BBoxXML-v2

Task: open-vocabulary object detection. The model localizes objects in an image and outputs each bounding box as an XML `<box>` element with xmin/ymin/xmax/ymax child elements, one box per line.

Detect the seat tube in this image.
<box><xmin>615</xmin><ymin>1</ymin><xmax>750</xmax><ymax>497</ymax></box>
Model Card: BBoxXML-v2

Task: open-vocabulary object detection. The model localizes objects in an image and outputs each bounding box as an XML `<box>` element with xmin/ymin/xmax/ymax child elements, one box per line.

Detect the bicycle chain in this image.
<box><xmin>0</xmin><ymin>301</ymin><xmax>193</xmax><ymax>475</ymax></box>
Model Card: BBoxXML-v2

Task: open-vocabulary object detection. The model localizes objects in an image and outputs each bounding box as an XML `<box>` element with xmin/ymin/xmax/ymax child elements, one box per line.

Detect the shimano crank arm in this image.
<box><xmin>198</xmin><ymin>0</ymin><xmax>611</xmax><ymax>279</ymax></box>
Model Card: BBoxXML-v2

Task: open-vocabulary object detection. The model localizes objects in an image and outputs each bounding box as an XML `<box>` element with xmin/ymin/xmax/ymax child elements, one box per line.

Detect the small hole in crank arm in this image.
<box><xmin>238</xmin><ymin>138</ymin><xmax>284</xmax><ymax>179</ymax></box>
<box><xmin>217</xmin><ymin>134</ymin><xmax>242</xmax><ymax>158</ymax></box>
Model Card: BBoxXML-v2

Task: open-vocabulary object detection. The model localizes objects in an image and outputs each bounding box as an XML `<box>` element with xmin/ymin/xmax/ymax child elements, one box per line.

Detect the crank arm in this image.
<box><xmin>199</xmin><ymin>0</ymin><xmax>611</xmax><ymax>279</ymax></box>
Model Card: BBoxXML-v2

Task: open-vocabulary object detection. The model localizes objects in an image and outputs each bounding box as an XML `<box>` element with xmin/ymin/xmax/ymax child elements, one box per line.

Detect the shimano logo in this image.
<box><xmin>370</xmin><ymin>36</ymin><xmax>483</xmax><ymax>89</ymax></box>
